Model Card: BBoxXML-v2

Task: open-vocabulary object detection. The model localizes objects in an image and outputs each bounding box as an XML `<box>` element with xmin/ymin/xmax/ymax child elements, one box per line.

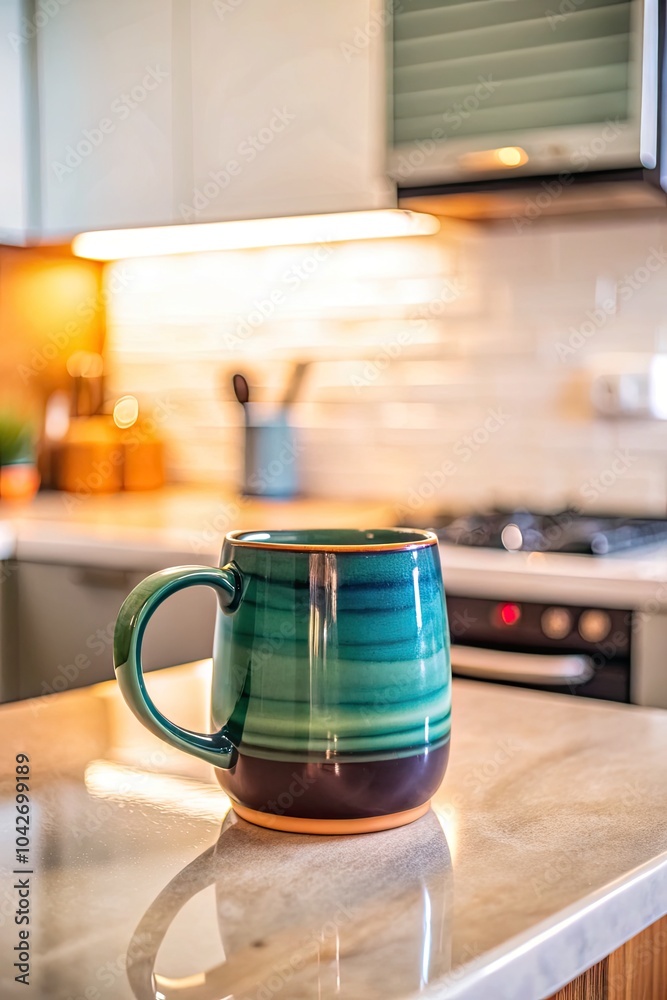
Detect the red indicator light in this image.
<box><xmin>499</xmin><ymin>602</ymin><xmax>521</xmax><ymax>626</ymax></box>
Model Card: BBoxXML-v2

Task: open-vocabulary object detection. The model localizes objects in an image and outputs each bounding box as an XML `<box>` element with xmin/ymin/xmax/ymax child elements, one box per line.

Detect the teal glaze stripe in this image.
<box><xmin>235</xmin><ymin>568</ymin><xmax>441</xmax><ymax>593</ymax></box>
<box><xmin>238</xmin><ymin>583</ymin><xmax>444</xmax><ymax>612</ymax></box>
<box><xmin>238</xmin><ymin>704</ymin><xmax>451</xmax><ymax>740</ymax></box>
<box><xmin>239</xmin><ymin>700</ymin><xmax>451</xmax><ymax>735</ymax></box>
<box><xmin>216</xmin><ymin>648</ymin><xmax>449</xmax><ymax>683</ymax></box>
<box><xmin>229</xmin><ymin>621</ymin><xmax>446</xmax><ymax>648</ymax></box>
<box><xmin>238</xmin><ymin>716</ymin><xmax>451</xmax><ymax>755</ymax></box>
<box><xmin>221</xmin><ymin>682</ymin><xmax>449</xmax><ymax>709</ymax></box>
<box><xmin>236</xmin><ymin>733</ymin><xmax>451</xmax><ymax>764</ymax></box>
<box><xmin>212</xmin><ymin>709</ymin><xmax>453</xmax><ymax>752</ymax></box>
<box><xmin>225</xmin><ymin>632</ymin><xmax>446</xmax><ymax>662</ymax></box>
<box><xmin>219</xmin><ymin>669</ymin><xmax>453</xmax><ymax>710</ymax></box>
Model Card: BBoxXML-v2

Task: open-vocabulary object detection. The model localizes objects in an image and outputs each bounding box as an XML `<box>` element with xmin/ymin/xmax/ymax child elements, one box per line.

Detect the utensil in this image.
<box><xmin>232</xmin><ymin>373</ymin><xmax>250</xmax><ymax>422</ymax></box>
<box><xmin>281</xmin><ymin>361</ymin><xmax>309</xmax><ymax>409</ymax></box>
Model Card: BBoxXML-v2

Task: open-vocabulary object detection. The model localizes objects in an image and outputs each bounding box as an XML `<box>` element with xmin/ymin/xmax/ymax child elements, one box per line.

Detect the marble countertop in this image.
<box><xmin>1</xmin><ymin>487</ymin><xmax>396</xmax><ymax>569</ymax></box>
<box><xmin>3</xmin><ymin>486</ymin><xmax>667</xmax><ymax>605</ymax></box>
<box><xmin>1</xmin><ymin>661</ymin><xmax>667</xmax><ymax>1000</ymax></box>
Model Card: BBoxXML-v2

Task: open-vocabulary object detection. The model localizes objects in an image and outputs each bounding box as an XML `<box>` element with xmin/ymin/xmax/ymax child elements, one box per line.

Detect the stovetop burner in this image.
<box><xmin>414</xmin><ymin>510</ymin><xmax>667</xmax><ymax>556</ymax></box>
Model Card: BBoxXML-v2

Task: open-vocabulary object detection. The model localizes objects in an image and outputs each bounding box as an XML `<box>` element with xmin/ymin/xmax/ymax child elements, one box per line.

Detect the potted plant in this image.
<box><xmin>0</xmin><ymin>412</ymin><xmax>40</xmax><ymax>501</ymax></box>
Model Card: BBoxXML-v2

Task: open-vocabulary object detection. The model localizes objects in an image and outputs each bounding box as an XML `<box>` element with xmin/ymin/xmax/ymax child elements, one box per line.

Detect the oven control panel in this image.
<box><xmin>446</xmin><ymin>595</ymin><xmax>632</xmax><ymax>661</ymax></box>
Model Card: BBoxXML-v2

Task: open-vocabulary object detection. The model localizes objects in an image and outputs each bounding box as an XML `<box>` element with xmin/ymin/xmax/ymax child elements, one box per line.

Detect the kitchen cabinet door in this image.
<box><xmin>186</xmin><ymin>0</ymin><xmax>393</xmax><ymax>223</ymax></box>
<box><xmin>14</xmin><ymin>561</ymin><xmax>216</xmax><ymax>701</ymax></box>
<box><xmin>0</xmin><ymin>0</ymin><xmax>31</xmax><ymax>242</ymax></box>
<box><xmin>36</xmin><ymin>0</ymin><xmax>178</xmax><ymax>237</ymax></box>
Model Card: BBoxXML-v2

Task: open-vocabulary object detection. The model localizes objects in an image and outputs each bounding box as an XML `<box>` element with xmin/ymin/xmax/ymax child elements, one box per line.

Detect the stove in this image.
<box><xmin>429</xmin><ymin>510</ymin><xmax>667</xmax><ymax>556</ymax></box>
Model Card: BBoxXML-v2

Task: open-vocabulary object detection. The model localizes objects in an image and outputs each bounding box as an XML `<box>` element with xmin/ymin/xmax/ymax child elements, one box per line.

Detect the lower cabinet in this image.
<box><xmin>9</xmin><ymin>560</ymin><xmax>217</xmax><ymax>701</ymax></box>
<box><xmin>547</xmin><ymin>913</ymin><xmax>667</xmax><ymax>999</ymax></box>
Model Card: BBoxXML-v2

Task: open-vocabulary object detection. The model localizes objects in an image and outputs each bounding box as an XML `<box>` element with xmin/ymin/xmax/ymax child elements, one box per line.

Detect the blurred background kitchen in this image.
<box><xmin>2</xmin><ymin>0</ymin><xmax>667</xmax><ymax>708</ymax></box>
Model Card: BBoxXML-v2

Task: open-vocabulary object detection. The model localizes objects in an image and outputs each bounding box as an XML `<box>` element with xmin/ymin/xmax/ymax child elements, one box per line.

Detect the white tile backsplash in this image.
<box><xmin>105</xmin><ymin>214</ymin><xmax>667</xmax><ymax>516</ymax></box>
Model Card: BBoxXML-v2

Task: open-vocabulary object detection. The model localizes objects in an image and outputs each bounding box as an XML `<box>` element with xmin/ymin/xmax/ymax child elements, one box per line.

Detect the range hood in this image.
<box><xmin>388</xmin><ymin>0</ymin><xmax>666</xmax><ymax>221</ymax></box>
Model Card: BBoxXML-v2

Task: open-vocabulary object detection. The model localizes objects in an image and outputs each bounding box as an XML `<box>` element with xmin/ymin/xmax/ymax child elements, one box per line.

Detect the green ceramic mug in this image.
<box><xmin>113</xmin><ymin>528</ymin><xmax>451</xmax><ymax>834</ymax></box>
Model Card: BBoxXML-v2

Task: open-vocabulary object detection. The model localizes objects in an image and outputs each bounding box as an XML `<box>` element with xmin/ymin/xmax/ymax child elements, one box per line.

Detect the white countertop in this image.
<box><xmin>2</xmin><ymin>662</ymin><xmax>667</xmax><ymax>999</ymax></box>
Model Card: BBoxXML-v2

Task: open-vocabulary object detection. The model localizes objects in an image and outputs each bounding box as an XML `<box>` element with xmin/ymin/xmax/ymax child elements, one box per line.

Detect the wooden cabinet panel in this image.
<box><xmin>549</xmin><ymin>914</ymin><xmax>667</xmax><ymax>1000</ymax></box>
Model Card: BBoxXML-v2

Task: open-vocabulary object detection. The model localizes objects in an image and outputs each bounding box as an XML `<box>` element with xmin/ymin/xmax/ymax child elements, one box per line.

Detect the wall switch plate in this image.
<box><xmin>589</xmin><ymin>353</ymin><xmax>667</xmax><ymax>419</ymax></box>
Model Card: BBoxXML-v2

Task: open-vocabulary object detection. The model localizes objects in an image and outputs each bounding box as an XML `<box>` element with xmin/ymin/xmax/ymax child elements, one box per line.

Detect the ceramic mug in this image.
<box><xmin>113</xmin><ymin>528</ymin><xmax>451</xmax><ymax>834</ymax></box>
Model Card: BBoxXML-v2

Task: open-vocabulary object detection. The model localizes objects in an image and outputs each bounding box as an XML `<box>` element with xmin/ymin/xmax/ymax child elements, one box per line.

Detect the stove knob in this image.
<box><xmin>578</xmin><ymin>609</ymin><xmax>611</xmax><ymax>643</ymax></box>
<box><xmin>541</xmin><ymin>606</ymin><xmax>572</xmax><ymax>640</ymax></box>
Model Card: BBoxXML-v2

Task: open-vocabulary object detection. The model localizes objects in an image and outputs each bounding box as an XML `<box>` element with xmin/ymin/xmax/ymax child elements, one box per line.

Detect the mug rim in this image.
<box><xmin>225</xmin><ymin>527</ymin><xmax>438</xmax><ymax>553</ymax></box>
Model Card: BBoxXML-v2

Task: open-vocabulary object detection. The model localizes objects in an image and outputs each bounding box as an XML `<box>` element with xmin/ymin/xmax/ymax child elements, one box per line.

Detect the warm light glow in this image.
<box><xmin>432</xmin><ymin>804</ymin><xmax>458</xmax><ymax>862</ymax></box>
<box><xmin>498</xmin><ymin>602</ymin><xmax>522</xmax><ymax>627</ymax></box>
<box><xmin>44</xmin><ymin>390</ymin><xmax>70</xmax><ymax>440</ymax></box>
<box><xmin>72</xmin><ymin>210</ymin><xmax>441</xmax><ymax>261</ymax></box>
<box><xmin>66</xmin><ymin>350</ymin><xmax>104</xmax><ymax>378</ymax></box>
<box><xmin>112</xmin><ymin>394</ymin><xmax>139</xmax><ymax>429</ymax></box>
<box><xmin>84</xmin><ymin>760</ymin><xmax>231</xmax><ymax>822</ymax></box>
<box><xmin>458</xmin><ymin>146</ymin><xmax>528</xmax><ymax>171</ymax></box>
<box><xmin>496</xmin><ymin>146</ymin><xmax>527</xmax><ymax>167</ymax></box>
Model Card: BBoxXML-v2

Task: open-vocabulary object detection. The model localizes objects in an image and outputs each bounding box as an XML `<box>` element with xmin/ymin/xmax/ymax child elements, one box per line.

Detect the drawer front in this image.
<box><xmin>14</xmin><ymin>562</ymin><xmax>217</xmax><ymax>701</ymax></box>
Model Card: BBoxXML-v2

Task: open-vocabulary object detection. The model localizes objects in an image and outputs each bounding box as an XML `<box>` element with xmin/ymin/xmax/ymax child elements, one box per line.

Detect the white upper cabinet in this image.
<box><xmin>0</xmin><ymin>0</ymin><xmax>393</xmax><ymax>241</ymax></box>
<box><xmin>36</xmin><ymin>0</ymin><xmax>176</xmax><ymax>237</ymax></box>
<box><xmin>186</xmin><ymin>0</ymin><xmax>393</xmax><ymax>222</ymax></box>
<box><xmin>0</xmin><ymin>0</ymin><xmax>32</xmax><ymax>243</ymax></box>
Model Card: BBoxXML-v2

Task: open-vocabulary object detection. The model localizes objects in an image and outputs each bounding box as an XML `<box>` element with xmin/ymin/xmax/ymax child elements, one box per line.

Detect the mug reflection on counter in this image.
<box><xmin>126</xmin><ymin>808</ymin><xmax>453</xmax><ymax>1000</ymax></box>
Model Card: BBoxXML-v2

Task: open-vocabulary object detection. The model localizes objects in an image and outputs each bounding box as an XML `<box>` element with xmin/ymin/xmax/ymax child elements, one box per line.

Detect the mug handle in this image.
<box><xmin>126</xmin><ymin>841</ymin><xmax>225</xmax><ymax>1000</ymax></box>
<box><xmin>113</xmin><ymin>564</ymin><xmax>243</xmax><ymax>769</ymax></box>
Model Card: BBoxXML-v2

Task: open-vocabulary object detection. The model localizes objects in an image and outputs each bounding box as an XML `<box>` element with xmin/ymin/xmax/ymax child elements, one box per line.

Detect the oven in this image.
<box><xmin>447</xmin><ymin>594</ymin><xmax>632</xmax><ymax>703</ymax></box>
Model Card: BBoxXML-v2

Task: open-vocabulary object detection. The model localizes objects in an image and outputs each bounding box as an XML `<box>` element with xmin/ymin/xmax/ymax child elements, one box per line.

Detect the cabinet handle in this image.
<box><xmin>450</xmin><ymin>645</ymin><xmax>594</xmax><ymax>686</ymax></box>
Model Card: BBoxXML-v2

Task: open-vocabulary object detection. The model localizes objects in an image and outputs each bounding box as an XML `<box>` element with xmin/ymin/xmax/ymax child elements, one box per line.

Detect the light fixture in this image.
<box><xmin>72</xmin><ymin>209</ymin><xmax>441</xmax><ymax>261</ymax></box>
<box><xmin>496</xmin><ymin>146</ymin><xmax>527</xmax><ymax>167</ymax></box>
<box><xmin>458</xmin><ymin>146</ymin><xmax>529</xmax><ymax>171</ymax></box>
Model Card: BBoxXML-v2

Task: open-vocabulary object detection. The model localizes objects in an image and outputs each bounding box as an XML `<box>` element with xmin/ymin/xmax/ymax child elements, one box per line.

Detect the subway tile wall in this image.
<box><xmin>105</xmin><ymin>214</ymin><xmax>667</xmax><ymax>515</ymax></box>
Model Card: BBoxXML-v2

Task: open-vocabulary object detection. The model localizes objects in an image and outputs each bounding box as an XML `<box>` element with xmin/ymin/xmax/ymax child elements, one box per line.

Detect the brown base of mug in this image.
<box><xmin>216</xmin><ymin>742</ymin><xmax>449</xmax><ymax>823</ymax></box>
<box><xmin>231</xmin><ymin>799</ymin><xmax>431</xmax><ymax>835</ymax></box>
